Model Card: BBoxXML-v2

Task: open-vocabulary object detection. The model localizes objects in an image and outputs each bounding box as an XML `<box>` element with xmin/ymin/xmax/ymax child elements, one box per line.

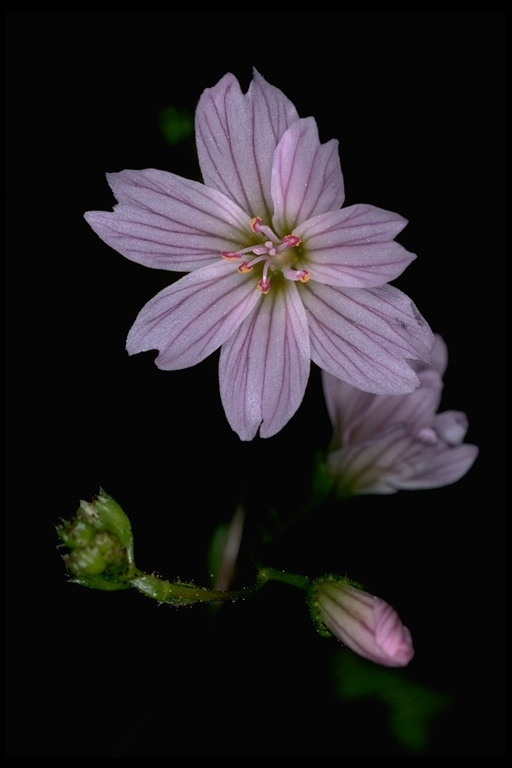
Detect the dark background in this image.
<box><xmin>6</xmin><ymin>12</ymin><xmax>505</xmax><ymax>757</ymax></box>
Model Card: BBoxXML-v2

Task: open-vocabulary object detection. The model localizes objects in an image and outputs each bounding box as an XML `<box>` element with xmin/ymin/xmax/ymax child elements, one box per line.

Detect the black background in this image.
<box><xmin>6</xmin><ymin>12</ymin><xmax>505</xmax><ymax>757</ymax></box>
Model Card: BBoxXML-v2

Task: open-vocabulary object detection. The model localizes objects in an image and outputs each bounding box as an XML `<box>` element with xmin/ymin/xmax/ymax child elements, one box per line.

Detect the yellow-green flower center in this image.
<box><xmin>221</xmin><ymin>217</ymin><xmax>309</xmax><ymax>294</ymax></box>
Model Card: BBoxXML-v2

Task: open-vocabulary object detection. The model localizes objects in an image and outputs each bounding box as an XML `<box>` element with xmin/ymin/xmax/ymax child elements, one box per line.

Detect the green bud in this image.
<box><xmin>56</xmin><ymin>517</ymin><xmax>97</xmax><ymax>549</ymax></box>
<box><xmin>64</xmin><ymin>531</ymin><xmax>125</xmax><ymax>577</ymax></box>
<box><xmin>57</xmin><ymin>491</ymin><xmax>261</xmax><ymax>607</ymax></box>
<box><xmin>78</xmin><ymin>489</ymin><xmax>134</xmax><ymax>564</ymax></box>
<box><xmin>56</xmin><ymin>489</ymin><xmax>135</xmax><ymax>591</ymax></box>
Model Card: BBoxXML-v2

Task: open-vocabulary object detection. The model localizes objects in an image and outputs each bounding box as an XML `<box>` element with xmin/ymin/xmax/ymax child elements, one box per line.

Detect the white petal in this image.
<box><xmin>398</xmin><ymin>443</ymin><xmax>479</xmax><ymax>489</ymax></box>
<box><xmin>195</xmin><ymin>70</ymin><xmax>299</xmax><ymax>222</ymax></box>
<box><xmin>219</xmin><ymin>283</ymin><xmax>310</xmax><ymax>440</ymax></box>
<box><xmin>85</xmin><ymin>169</ymin><xmax>251</xmax><ymax>271</ymax></box>
<box><xmin>433</xmin><ymin>410</ymin><xmax>469</xmax><ymax>445</ymax></box>
<box><xmin>327</xmin><ymin>428</ymin><xmax>421</xmax><ymax>495</ymax></box>
<box><xmin>302</xmin><ymin>283</ymin><xmax>434</xmax><ymax>394</ymax></box>
<box><xmin>321</xmin><ymin>370</ymin><xmax>378</xmax><ymax>446</ymax></box>
<box><xmin>295</xmin><ymin>204</ymin><xmax>415</xmax><ymax>287</ymax></box>
<box><xmin>126</xmin><ymin>261</ymin><xmax>260</xmax><ymax>369</ymax></box>
<box><xmin>271</xmin><ymin>117</ymin><xmax>344</xmax><ymax>232</ymax></box>
<box><xmin>322</xmin><ymin>367</ymin><xmax>443</xmax><ymax>447</ymax></box>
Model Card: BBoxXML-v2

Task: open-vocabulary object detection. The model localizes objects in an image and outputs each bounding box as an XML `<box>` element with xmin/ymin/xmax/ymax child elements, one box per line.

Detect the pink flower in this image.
<box><xmin>84</xmin><ymin>69</ymin><xmax>434</xmax><ymax>440</ymax></box>
<box><xmin>322</xmin><ymin>334</ymin><xmax>479</xmax><ymax>495</ymax></box>
<box><xmin>309</xmin><ymin>575</ymin><xmax>414</xmax><ymax>668</ymax></box>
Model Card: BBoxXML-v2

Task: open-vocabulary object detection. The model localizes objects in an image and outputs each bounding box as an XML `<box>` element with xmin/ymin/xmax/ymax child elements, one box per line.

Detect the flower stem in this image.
<box><xmin>131</xmin><ymin>565</ymin><xmax>310</xmax><ymax>606</ymax></box>
<box><xmin>130</xmin><ymin>570</ymin><xmax>263</xmax><ymax>606</ymax></box>
<box><xmin>257</xmin><ymin>566</ymin><xmax>311</xmax><ymax>591</ymax></box>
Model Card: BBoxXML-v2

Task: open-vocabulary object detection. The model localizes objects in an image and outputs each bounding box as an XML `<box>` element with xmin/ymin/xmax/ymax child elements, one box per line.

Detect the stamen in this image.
<box><xmin>258</xmin><ymin>278</ymin><xmax>271</xmax><ymax>294</ymax></box>
<box><xmin>221</xmin><ymin>244</ymin><xmax>258</xmax><ymax>261</ymax></box>
<box><xmin>237</xmin><ymin>254</ymin><xmax>268</xmax><ymax>274</ymax></box>
<box><xmin>283</xmin><ymin>268</ymin><xmax>310</xmax><ymax>283</ymax></box>
<box><xmin>221</xmin><ymin>251</ymin><xmax>241</xmax><ymax>261</ymax></box>
<box><xmin>257</xmin><ymin>260</ymin><xmax>272</xmax><ymax>293</ymax></box>
<box><xmin>250</xmin><ymin>217</ymin><xmax>280</xmax><ymax>244</ymax></box>
<box><xmin>222</xmin><ymin>220</ymin><xmax>306</xmax><ymax>295</ymax></box>
<box><xmin>278</xmin><ymin>234</ymin><xmax>302</xmax><ymax>250</ymax></box>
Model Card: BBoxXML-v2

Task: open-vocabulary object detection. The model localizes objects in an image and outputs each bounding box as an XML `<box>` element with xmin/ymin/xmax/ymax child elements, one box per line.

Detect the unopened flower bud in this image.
<box><xmin>63</xmin><ymin>531</ymin><xmax>125</xmax><ymax>577</ymax></box>
<box><xmin>56</xmin><ymin>489</ymin><xmax>135</xmax><ymax>591</ymax></box>
<box><xmin>308</xmin><ymin>575</ymin><xmax>414</xmax><ymax>668</ymax></box>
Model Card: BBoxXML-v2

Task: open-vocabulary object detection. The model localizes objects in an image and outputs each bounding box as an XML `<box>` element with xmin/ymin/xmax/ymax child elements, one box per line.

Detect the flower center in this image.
<box><xmin>220</xmin><ymin>217</ymin><xmax>309</xmax><ymax>294</ymax></box>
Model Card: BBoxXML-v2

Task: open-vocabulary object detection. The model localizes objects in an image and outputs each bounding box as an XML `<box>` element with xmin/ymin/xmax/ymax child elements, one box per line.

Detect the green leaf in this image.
<box><xmin>333</xmin><ymin>648</ymin><xmax>451</xmax><ymax>752</ymax></box>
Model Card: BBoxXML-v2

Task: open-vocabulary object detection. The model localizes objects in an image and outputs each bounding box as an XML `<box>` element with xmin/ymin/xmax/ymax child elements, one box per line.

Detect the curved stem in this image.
<box><xmin>129</xmin><ymin>564</ymin><xmax>311</xmax><ymax>606</ymax></box>
<box><xmin>257</xmin><ymin>566</ymin><xmax>311</xmax><ymax>591</ymax></box>
<box><xmin>131</xmin><ymin>569</ymin><xmax>265</xmax><ymax>606</ymax></box>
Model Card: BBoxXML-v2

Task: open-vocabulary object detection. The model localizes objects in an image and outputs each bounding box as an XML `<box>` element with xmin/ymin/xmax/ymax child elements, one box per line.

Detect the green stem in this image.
<box><xmin>130</xmin><ymin>569</ymin><xmax>264</xmax><ymax>606</ymax></box>
<box><xmin>257</xmin><ymin>566</ymin><xmax>311</xmax><ymax>591</ymax></box>
<box><xmin>259</xmin><ymin>457</ymin><xmax>336</xmax><ymax>545</ymax></box>
<box><xmin>129</xmin><ymin>565</ymin><xmax>311</xmax><ymax>606</ymax></box>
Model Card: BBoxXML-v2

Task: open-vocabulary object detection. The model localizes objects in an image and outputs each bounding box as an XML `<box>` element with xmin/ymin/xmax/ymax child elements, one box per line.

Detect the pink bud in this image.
<box><xmin>309</xmin><ymin>576</ymin><xmax>414</xmax><ymax>668</ymax></box>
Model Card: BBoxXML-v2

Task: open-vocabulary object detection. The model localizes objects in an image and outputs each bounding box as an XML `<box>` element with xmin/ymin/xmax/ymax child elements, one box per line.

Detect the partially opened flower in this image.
<box><xmin>321</xmin><ymin>333</ymin><xmax>479</xmax><ymax>495</ymax></box>
<box><xmin>308</xmin><ymin>575</ymin><xmax>414</xmax><ymax>668</ymax></box>
<box><xmin>84</xmin><ymin>69</ymin><xmax>434</xmax><ymax>440</ymax></box>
